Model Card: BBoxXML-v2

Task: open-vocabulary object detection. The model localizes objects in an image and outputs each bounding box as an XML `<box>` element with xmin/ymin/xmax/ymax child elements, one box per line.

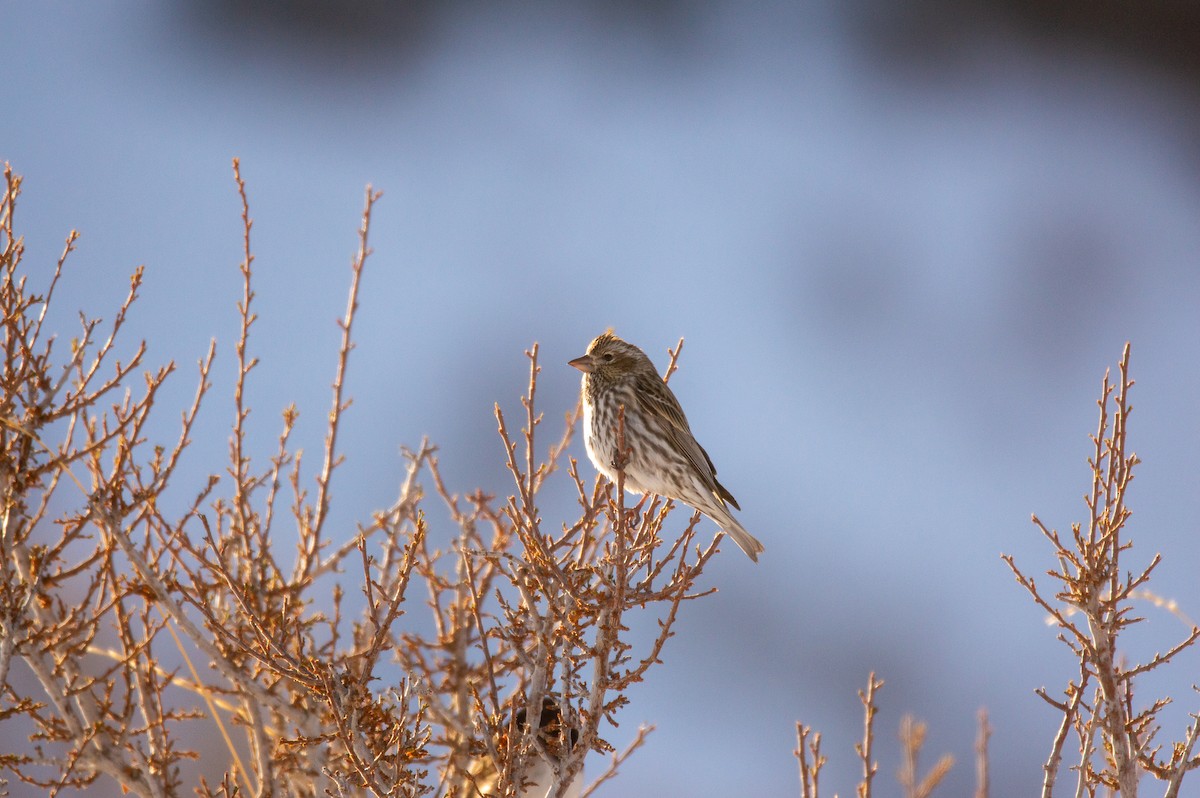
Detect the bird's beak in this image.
<box><xmin>568</xmin><ymin>354</ymin><xmax>595</xmax><ymax>373</ymax></box>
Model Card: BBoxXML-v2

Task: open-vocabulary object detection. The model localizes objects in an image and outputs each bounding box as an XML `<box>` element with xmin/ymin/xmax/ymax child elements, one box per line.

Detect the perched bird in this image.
<box><xmin>569</xmin><ymin>331</ymin><xmax>764</xmax><ymax>562</ymax></box>
<box><xmin>466</xmin><ymin>697</ymin><xmax>582</xmax><ymax>798</ymax></box>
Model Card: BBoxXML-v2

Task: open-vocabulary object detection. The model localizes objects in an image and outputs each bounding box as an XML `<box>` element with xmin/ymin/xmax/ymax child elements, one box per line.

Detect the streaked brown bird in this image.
<box><xmin>569</xmin><ymin>331</ymin><xmax>764</xmax><ymax>562</ymax></box>
<box><xmin>466</xmin><ymin>697</ymin><xmax>582</xmax><ymax>798</ymax></box>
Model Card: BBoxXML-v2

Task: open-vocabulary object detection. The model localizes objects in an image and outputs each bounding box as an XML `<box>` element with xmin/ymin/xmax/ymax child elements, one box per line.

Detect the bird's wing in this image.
<box><xmin>633</xmin><ymin>373</ymin><xmax>738</xmax><ymax>509</ymax></box>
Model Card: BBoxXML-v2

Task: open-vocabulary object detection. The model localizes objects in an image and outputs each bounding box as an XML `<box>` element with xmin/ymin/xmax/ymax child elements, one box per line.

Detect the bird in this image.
<box><xmin>568</xmin><ymin>331</ymin><xmax>764</xmax><ymax>562</ymax></box>
<box><xmin>465</xmin><ymin>697</ymin><xmax>582</xmax><ymax>798</ymax></box>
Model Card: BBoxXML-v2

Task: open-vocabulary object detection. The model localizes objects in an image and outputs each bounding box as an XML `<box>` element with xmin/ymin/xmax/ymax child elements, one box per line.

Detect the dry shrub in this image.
<box><xmin>0</xmin><ymin>162</ymin><xmax>722</xmax><ymax>797</ymax></box>
<box><xmin>795</xmin><ymin>345</ymin><xmax>1200</xmax><ymax>798</ymax></box>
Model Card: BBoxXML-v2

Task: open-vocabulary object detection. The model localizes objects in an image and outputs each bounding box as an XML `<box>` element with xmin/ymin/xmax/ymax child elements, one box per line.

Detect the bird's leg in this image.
<box><xmin>625</xmin><ymin>492</ymin><xmax>652</xmax><ymax>530</ymax></box>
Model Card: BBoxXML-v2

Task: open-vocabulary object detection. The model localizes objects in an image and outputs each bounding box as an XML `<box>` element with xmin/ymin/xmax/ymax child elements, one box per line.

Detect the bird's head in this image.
<box><xmin>514</xmin><ymin>696</ymin><xmax>580</xmax><ymax>754</ymax></box>
<box><xmin>568</xmin><ymin>331</ymin><xmax>654</xmax><ymax>381</ymax></box>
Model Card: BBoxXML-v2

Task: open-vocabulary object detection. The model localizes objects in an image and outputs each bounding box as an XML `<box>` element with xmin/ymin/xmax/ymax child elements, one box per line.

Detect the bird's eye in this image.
<box><xmin>601</xmin><ymin>353</ymin><xmax>614</xmax><ymax>362</ymax></box>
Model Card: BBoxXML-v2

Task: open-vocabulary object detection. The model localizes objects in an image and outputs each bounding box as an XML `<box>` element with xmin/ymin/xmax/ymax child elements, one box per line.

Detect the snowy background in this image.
<box><xmin>4</xmin><ymin>2</ymin><xmax>1200</xmax><ymax>795</ymax></box>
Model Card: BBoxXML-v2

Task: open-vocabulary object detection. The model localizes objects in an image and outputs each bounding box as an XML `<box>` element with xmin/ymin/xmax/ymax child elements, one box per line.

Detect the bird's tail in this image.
<box><xmin>706</xmin><ymin>506</ymin><xmax>764</xmax><ymax>563</ymax></box>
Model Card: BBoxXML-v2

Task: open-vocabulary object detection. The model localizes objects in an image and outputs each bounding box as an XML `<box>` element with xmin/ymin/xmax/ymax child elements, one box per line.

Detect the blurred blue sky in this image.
<box><xmin>5</xmin><ymin>2</ymin><xmax>1200</xmax><ymax>796</ymax></box>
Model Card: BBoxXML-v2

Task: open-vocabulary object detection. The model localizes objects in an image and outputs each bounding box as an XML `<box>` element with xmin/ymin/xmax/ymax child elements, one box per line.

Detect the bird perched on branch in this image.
<box><xmin>467</xmin><ymin>697</ymin><xmax>582</xmax><ymax>798</ymax></box>
<box><xmin>569</xmin><ymin>331</ymin><xmax>764</xmax><ymax>562</ymax></box>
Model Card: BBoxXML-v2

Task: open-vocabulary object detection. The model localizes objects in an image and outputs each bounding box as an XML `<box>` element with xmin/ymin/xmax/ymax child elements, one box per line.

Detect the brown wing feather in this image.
<box><xmin>633</xmin><ymin>372</ymin><xmax>739</xmax><ymax>509</ymax></box>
